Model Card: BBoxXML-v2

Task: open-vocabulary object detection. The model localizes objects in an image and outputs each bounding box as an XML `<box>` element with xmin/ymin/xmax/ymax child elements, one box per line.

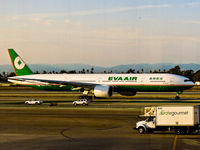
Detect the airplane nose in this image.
<box><xmin>183</xmin><ymin>78</ymin><xmax>194</xmax><ymax>86</ymax></box>
<box><xmin>188</xmin><ymin>81</ymin><xmax>195</xmax><ymax>86</ymax></box>
<box><xmin>190</xmin><ymin>81</ymin><xmax>195</xmax><ymax>86</ymax></box>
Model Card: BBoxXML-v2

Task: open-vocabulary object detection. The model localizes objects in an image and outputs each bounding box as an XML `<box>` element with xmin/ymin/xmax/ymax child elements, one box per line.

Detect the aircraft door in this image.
<box><xmin>98</xmin><ymin>78</ymin><xmax>102</xmax><ymax>83</ymax></box>
<box><xmin>170</xmin><ymin>78</ymin><xmax>175</xmax><ymax>84</ymax></box>
<box><xmin>140</xmin><ymin>77</ymin><xmax>144</xmax><ymax>84</ymax></box>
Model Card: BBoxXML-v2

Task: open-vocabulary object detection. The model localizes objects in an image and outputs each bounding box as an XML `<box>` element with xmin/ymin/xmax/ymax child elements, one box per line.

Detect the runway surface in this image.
<box><xmin>0</xmin><ymin>107</ymin><xmax>200</xmax><ymax>150</ymax></box>
<box><xmin>0</xmin><ymin>87</ymin><xmax>200</xmax><ymax>150</ymax></box>
<box><xmin>1</xmin><ymin>89</ymin><xmax>200</xmax><ymax>106</ymax></box>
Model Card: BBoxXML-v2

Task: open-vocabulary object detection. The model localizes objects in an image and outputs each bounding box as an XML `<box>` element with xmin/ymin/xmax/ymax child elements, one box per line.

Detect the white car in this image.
<box><xmin>25</xmin><ymin>99</ymin><xmax>43</xmax><ymax>105</ymax></box>
<box><xmin>73</xmin><ymin>99</ymin><xmax>89</xmax><ymax>106</ymax></box>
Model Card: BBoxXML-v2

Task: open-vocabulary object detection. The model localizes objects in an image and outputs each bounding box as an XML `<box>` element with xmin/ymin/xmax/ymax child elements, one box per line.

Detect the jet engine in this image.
<box><xmin>94</xmin><ymin>85</ymin><xmax>112</xmax><ymax>98</ymax></box>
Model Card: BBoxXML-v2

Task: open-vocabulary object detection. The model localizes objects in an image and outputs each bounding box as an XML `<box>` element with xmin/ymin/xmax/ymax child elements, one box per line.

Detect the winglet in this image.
<box><xmin>8</xmin><ymin>49</ymin><xmax>33</xmax><ymax>76</ymax></box>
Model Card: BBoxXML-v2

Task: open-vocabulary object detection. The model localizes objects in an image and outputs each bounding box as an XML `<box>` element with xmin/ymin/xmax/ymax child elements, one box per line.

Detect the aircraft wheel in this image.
<box><xmin>175</xmin><ymin>96</ymin><xmax>180</xmax><ymax>100</ymax></box>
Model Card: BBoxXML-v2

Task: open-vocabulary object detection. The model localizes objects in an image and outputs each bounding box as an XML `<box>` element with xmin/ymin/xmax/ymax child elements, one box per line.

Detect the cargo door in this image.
<box><xmin>140</xmin><ymin>77</ymin><xmax>144</xmax><ymax>83</ymax></box>
<box><xmin>194</xmin><ymin>106</ymin><xmax>200</xmax><ymax>124</ymax></box>
<box><xmin>199</xmin><ymin>105</ymin><xmax>200</xmax><ymax>124</ymax></box>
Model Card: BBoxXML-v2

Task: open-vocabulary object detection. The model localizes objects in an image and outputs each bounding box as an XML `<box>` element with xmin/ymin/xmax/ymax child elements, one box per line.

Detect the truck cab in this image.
<box><xmin>136</xmin><ymin>117</ymin><xmax>156</xmax><ymax>133</ymax></box>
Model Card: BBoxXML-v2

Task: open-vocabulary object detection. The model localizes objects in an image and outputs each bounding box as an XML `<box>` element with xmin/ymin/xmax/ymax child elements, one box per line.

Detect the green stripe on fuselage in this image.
<box><xmin>114</xmin><ymin>85</ymin><xmax>193</xmax><ymax>92</ymax></box>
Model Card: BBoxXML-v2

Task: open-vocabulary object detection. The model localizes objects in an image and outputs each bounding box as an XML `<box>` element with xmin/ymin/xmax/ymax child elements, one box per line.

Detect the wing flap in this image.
<box><xmin>8</xmin><ymin>77</ymin><xmax>97</xmax><ymax>89</ymax></box>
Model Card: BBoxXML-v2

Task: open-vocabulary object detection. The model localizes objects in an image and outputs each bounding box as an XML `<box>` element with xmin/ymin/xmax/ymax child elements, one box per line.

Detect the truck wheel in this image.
<box><xmin>138</xmin><ymin>127</ymin><xmax>145</xmax><ymax>134</ymax></box>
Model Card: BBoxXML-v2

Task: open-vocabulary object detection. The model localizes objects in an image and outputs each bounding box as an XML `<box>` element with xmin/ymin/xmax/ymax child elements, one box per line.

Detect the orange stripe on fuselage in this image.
<box><xmin>8</xmin><ymin>49</ymin><xmax>17</xmax><ymax>76</ymax></box>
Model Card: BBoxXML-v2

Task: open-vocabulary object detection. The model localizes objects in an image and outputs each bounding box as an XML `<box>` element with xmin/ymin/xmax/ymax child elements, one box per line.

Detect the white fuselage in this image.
<box><xmin>9</xmin><ymin>73</ymin><xmax>194</xmax><ymax>89</ymax></box>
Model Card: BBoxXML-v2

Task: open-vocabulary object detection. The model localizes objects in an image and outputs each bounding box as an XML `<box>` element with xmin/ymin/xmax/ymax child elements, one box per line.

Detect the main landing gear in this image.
<box><xmin>79</xmin><ymin>92</ymin><xmax>94</xmax><ymax>102</ymax></box>
<box><xmin>175</xmin><ymin>91</ymin><xmax>182</xmax><ymax>100</ymax></box>
<box><xmin>81</xmin><ymin>90</ymin><xmax>95</xmax><ymax>102</ymax></box>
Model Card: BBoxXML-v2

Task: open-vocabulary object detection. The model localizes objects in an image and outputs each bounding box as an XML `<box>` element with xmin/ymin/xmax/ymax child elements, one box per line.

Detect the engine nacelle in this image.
<box><xmin>119</xmin><ymin>91</ymin><xmax>137</xmax><ymax>96</ymax></box>
<box><xmin>94</xmin><ymin>85</ymin><xmax>112</xmax><ymax>98</ymax></box>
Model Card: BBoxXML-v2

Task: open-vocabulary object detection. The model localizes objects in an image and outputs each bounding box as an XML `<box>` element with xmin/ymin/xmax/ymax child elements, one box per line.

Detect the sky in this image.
<box><xmin>0</xmin><ymin>0</ymin><xmax>200</xmax><ymax>66</ymax></box>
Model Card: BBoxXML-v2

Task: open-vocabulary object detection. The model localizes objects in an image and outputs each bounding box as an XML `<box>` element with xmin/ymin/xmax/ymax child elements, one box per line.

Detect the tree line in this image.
<box><xmin>0</xmin><ymin>65</ymin><xmax>200</xmax><ymax>82</ymax></box>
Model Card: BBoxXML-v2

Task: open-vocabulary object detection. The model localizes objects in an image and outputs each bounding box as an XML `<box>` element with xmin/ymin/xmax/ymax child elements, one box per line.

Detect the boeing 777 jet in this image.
<box><xmin>8</xmin><ymin>49</ymin><xmax>194</xmax><ymax>99</ymax></box>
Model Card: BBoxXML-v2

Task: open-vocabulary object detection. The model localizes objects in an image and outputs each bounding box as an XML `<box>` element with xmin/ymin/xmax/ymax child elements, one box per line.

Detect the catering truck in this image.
<box><xmin>136</xmin><ymin>106</ymin><xmax>200</xmax><ymax>134</ymax></box>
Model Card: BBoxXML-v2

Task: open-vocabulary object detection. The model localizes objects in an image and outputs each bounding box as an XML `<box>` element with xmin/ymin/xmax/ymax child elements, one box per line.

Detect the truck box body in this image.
<box><xmin>156</xmin><ymin>106</ymin><xmax>200</xmax><ymax>126</ymax></box>
<box><xmin>144</xmin><ymin>106</ymin><xmax>200</xmax><ymax>126</ymax></box>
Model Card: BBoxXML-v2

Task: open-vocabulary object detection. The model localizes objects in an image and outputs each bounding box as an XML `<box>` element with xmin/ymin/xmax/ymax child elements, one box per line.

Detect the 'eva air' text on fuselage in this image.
<box><xmin>108</xmin><ymin>77</ymin><xmax>137</xmax><ymax>81</ymax></box>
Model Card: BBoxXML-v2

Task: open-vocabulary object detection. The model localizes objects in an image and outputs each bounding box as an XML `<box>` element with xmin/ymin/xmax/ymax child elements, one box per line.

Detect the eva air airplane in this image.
<box><xmin>8</xmin><ymin>49</ymin><xmax>194</xmax><ymax>99</ymax></box>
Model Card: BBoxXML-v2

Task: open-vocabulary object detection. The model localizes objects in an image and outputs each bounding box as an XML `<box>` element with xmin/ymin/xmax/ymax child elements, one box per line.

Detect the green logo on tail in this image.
<box><xmin>14</xmin><ymin>56</ymin><xmax>25</xmax><ymax>70</ymax></box>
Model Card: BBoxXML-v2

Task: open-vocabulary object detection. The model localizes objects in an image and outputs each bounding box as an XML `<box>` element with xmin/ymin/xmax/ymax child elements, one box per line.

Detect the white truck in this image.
<box><xmin>25</xmin><ymin>99</ymin><xmax>43</xmax><ymax>105</ymax></box>
<box><xmin>73</xmin><ymin>99</ymin><xmax>89</xmax><ymax>106</ymax></box>
<box><xmin>136</xmin><ymin>106</ymin><xmax>200</xmax><ymax>134</ymax></box>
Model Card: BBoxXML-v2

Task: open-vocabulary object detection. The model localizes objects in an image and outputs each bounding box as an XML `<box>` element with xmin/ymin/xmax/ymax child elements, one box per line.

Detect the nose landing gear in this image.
<box><xmin>175</xmin><ymin>91</ymin><xmax>182</xmax><ymax>100</ymax></box>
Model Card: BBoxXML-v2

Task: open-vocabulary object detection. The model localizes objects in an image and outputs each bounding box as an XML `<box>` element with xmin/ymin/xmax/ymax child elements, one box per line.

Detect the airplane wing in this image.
<box><xmin>8</xmin><ymin>77</ymin><xmax>98</xmax><ymax>89</ymax></box>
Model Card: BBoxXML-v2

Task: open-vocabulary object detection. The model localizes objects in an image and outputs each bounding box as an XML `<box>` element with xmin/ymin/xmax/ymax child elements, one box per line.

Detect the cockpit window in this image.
<box><xmin>184</xmin><ymin>79</ymin><xmax>192</xmax><ymax>82</ymax></box>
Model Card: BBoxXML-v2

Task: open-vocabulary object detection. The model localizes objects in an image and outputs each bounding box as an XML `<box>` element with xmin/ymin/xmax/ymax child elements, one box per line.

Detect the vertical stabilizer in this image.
<box><xmin>8</xmin><ymin>49</ymin><xmax>33</xmax><ymax>76</ymax></box>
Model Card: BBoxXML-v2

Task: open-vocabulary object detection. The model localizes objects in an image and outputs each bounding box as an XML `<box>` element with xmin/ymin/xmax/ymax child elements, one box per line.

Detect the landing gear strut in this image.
<box><xmin>78</xmin><ymin>95</ymin><xmax>94</xmax><ymax>102</ymax></box>
<box><xmin>81</xmin><ymin>90</ymin><xmax>95</xmax><ymax>102</ymax></box>
<box><xmin>175</xmin><ymin>91</ymin><xmax>182</xmax><ymax>100</ymax></box>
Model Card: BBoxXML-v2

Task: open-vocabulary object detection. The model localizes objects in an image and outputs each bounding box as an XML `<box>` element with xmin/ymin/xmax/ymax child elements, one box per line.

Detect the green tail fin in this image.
<box><xmin>8</xmin><ymin>49</ymin><xmax>33</xmax><ymax>76</ymax></box>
